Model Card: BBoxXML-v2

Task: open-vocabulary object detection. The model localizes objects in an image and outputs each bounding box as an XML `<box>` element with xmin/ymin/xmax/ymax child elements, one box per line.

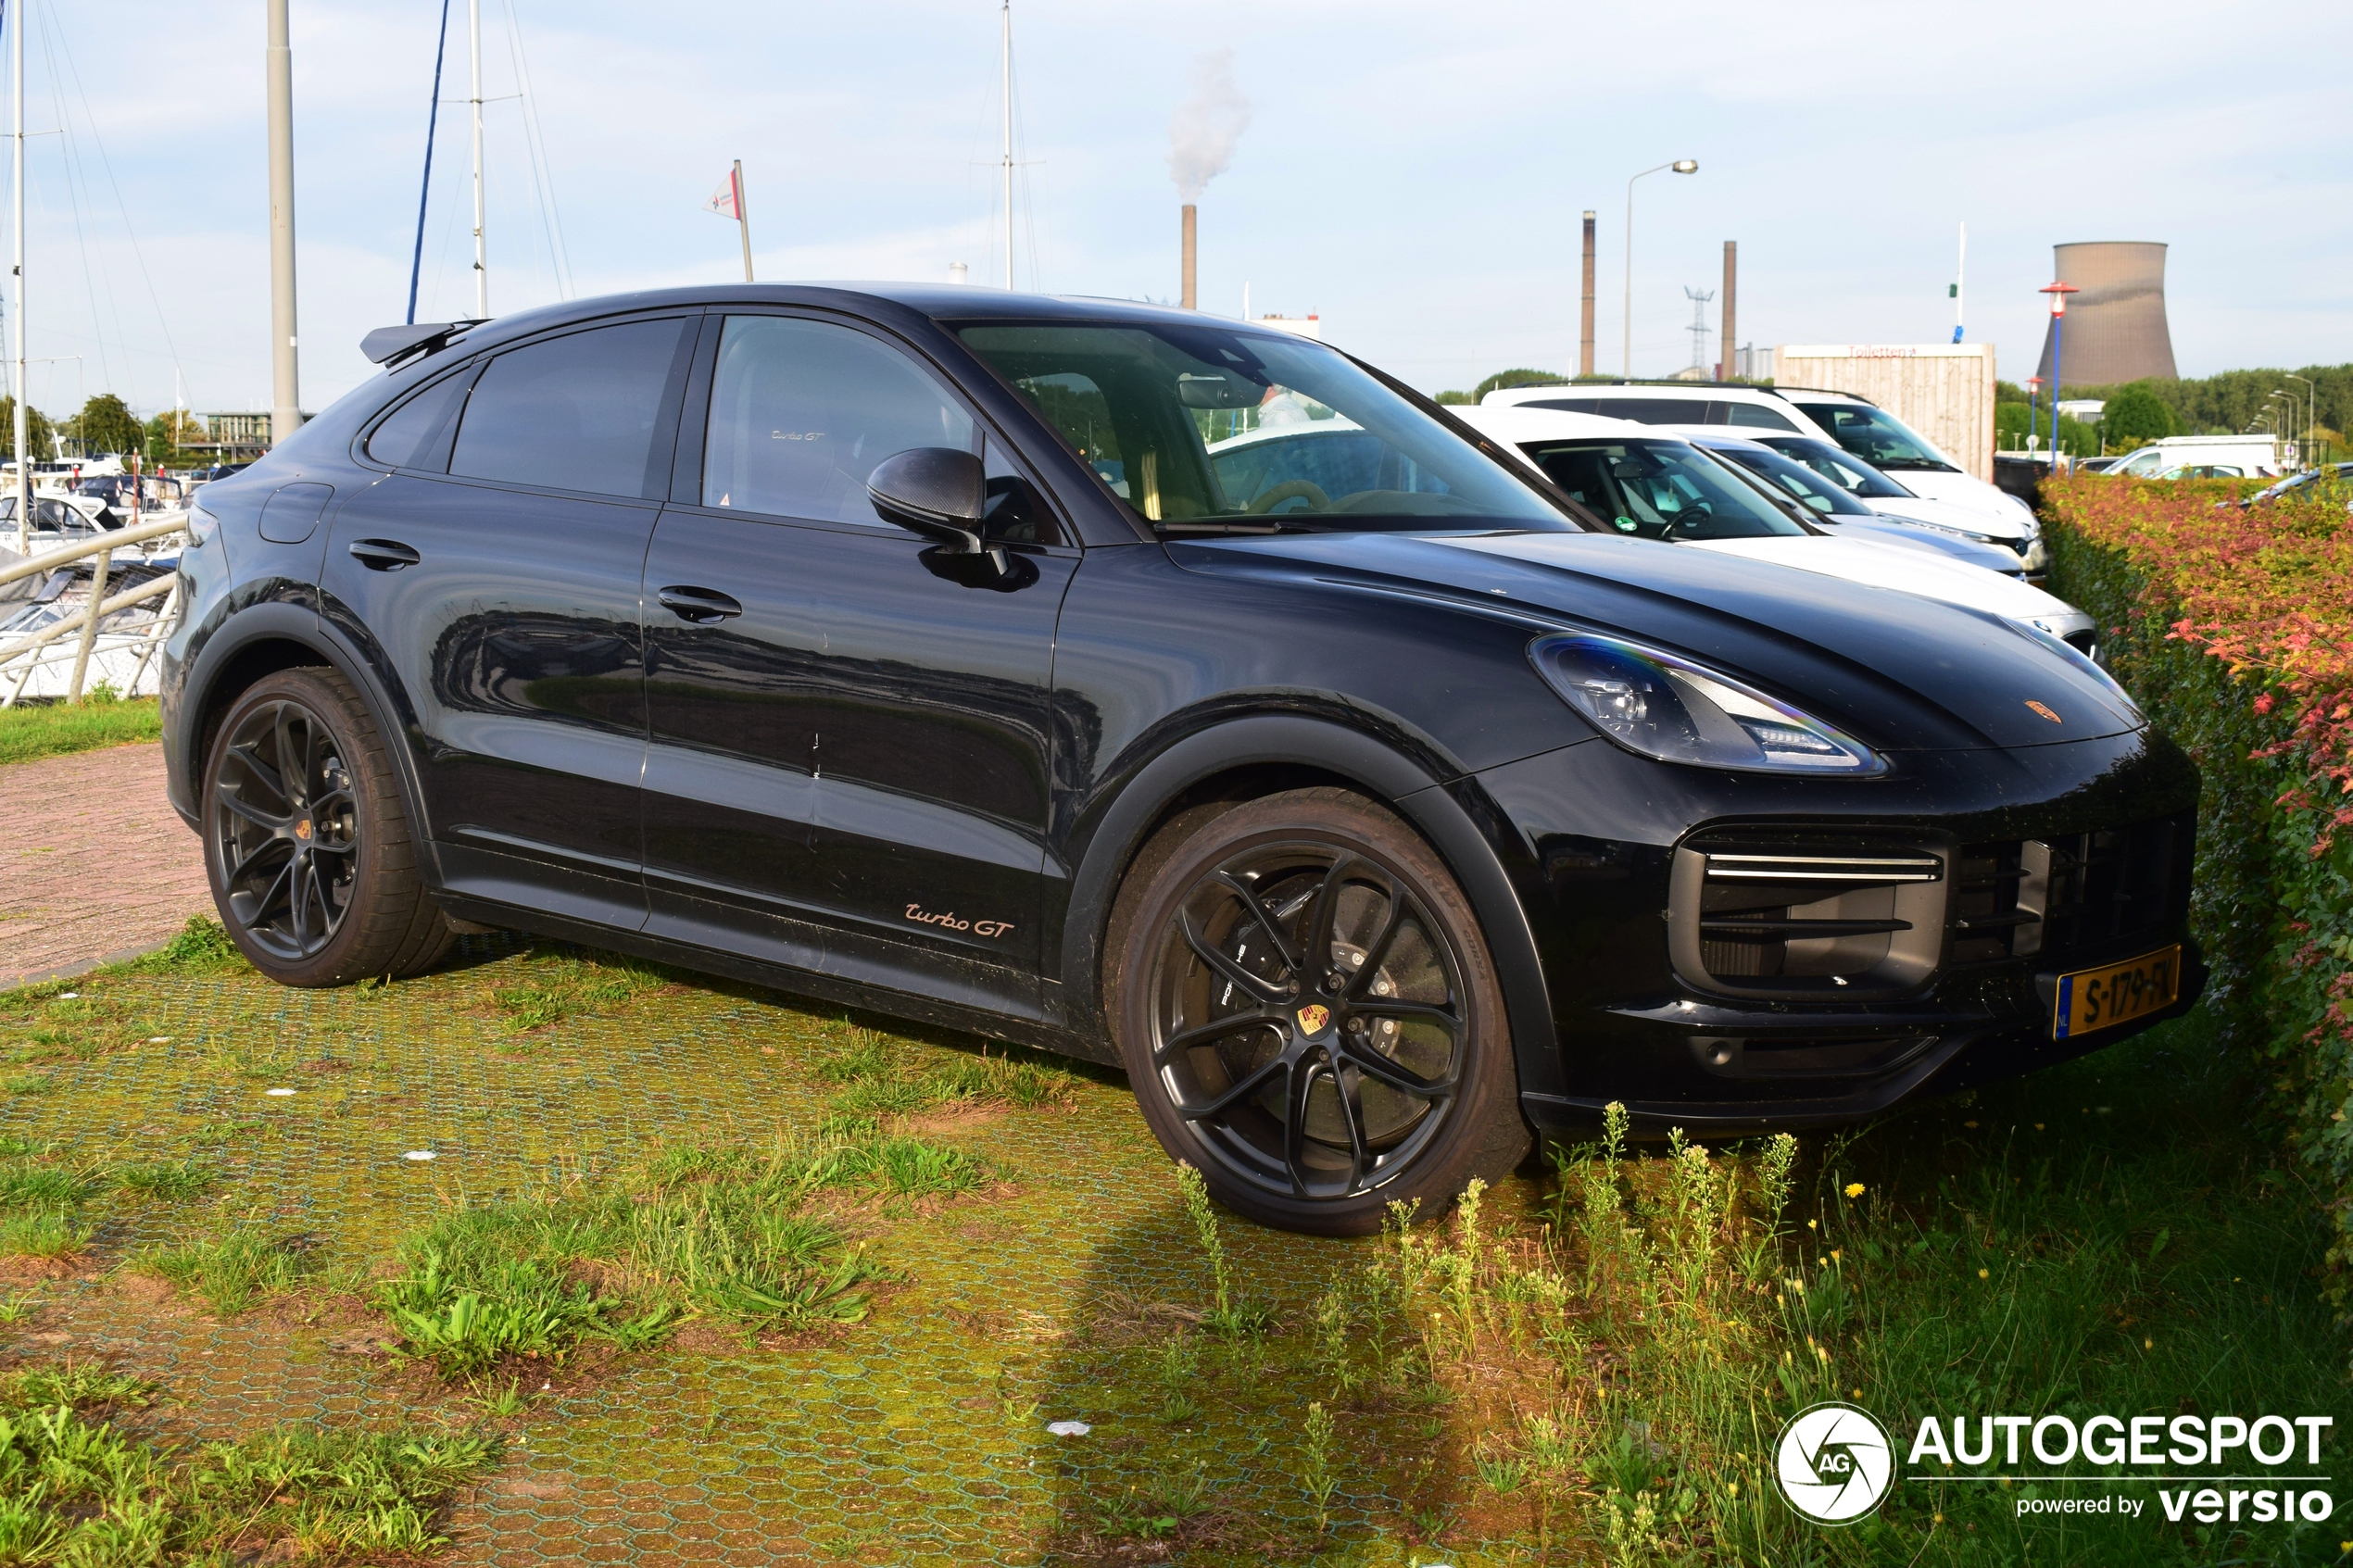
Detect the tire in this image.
<box><xmin>201</xmin><ymin>667</ymin><xmax>454</xmax><ymax>986</ymax></box>
<box><xmin>1107</xmin><ymin>786</ymin><xmax>1529</xmax><ymax>1236</ymax></box>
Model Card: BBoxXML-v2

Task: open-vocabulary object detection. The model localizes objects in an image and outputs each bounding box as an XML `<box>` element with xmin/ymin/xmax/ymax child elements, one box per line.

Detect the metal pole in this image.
<box><xmin>67</xmin><ymin>545</ymin><xmax>108</xmax><ymax>703</ymax></box>
<box><xmin>1953</xmin><ymin>222</ymin><xmax>1966</xmax><ymax>342</ymax></box>
<box><xmin>1000</xmin><ymin>1</ymin><xmax>1013</xmax><ymax>289</ymax></box>
<box><xmin>1621</xmin><ymin>161</ymin><xmax>1694</xmax><ymax>379</ymax></box>
<box><xmin>2284</xmin><ymin>372</ymin><xmax>2315</xmax><ymax>470</ymax></box>
<box><xmin>10</xmin><ymin>0</ymin><xmax>27</xmax><ymax>555</ymax></box>
<box><xmin>2048</xmin><ymin>311</ymin><xmax>2063</xmax><ymax>470</ymax></box>
<box><xmin>1718</xmin><ymin>241</ymin><xmax>1735</xmax><ymax>382</ymax></box>
<box><xmin>406</xmin><ymin>0</ymin><xmax>450</xmax><ymax>325</ymax></box>
<box><xmin>266</xmin><ymin>0</ymin><xmax>302</xmax><ymax>446</ymax></box>
<box><xmin>732</xmin><ymin>159</ymin><xmax>752</xmax><ymax>282</ymax></box>
<box><xmin>469</xmin><ymin>0</ymin><xmax>485</xmax><ymax>318</ymax></box>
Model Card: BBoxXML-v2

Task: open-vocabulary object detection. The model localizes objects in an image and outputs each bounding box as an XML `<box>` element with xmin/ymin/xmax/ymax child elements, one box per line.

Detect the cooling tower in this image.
<box><xmin>2034</xmin><ymin>241</ymin><xmax>2177</xmax><ymax>386</ymax></box>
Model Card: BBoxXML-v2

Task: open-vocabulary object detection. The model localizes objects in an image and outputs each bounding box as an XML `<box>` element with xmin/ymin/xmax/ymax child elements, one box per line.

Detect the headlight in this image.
<box><xmin>1529</xmin><ymin>633</ymin><xmax>1885</xmax><ymax>775</ymax></box>
<box><xmin>186</xmin><ymin>507</ymin><xmax>220</xmax><ymax>548</ymax></box>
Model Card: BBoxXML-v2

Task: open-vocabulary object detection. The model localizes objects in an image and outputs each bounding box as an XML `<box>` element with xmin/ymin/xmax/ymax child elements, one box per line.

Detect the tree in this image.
<box><xmin>0</xmin><ymin>396</ymin><xmax>57</xmax><ymax>460</ymax></box>
<box><xmin>2105</xmin><ymin>383</ymin><xmax>2175</xmax><ymax>447</ymax></box>
<box><xmin>145</xmin><ymin>409</ymin><xmax>208</xmax><ymax>464</ymax></box>
<box><xmin>69</xmin><ymin>393</ymin><xmax>142</xmax><ymax>458</ymax></box>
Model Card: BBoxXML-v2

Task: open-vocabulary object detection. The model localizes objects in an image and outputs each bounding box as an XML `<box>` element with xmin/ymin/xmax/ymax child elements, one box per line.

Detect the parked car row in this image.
<box><xmin>166</xmin><ymin>286</ymin><xmax>2199</xmax><ymax>1234</ymax></box>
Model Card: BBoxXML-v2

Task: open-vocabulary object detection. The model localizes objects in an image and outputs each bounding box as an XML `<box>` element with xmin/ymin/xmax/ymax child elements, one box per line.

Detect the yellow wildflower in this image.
<box><xmin>1843</xmin><ymin>1182</ymin><xmax>1866</xmax><ymax>1198</ymax></box>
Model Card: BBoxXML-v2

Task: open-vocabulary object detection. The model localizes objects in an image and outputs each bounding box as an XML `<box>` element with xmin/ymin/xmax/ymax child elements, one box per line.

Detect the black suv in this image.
<box><xmin>162</xmin><ymin>285</ymin><xmax>2201</xmax><ymax>1233</ymax></box>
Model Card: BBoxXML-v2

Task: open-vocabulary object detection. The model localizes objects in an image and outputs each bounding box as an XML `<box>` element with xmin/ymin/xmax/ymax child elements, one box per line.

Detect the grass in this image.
<box><xmin>486</xmin><ymin>947</ymin><xmax>670</xmax><ymax>1032</ymax></box>
<box><xmin>136</xmin><ymin>1223</ymin><xmax>318</xmax><ymax>1317</ymax></box>
<box><xmin>0</xmin><ymin>1361</ymin><xmax>501</xmax><ymax>1563</ymax></box>
<box><xmin>815</xmin><ymin>1024</ymin><xmax>1077</xmax><ymax>1128</ymax></box>
<box><xmin>373</xmin><ymin>1125</ymin><xmax>988</xmax><ymax>1377</ymax></box>
<box><xmin>0</xmin><ymin>691</ymin><xmax>160</xmax><ymax>768</ymax></box>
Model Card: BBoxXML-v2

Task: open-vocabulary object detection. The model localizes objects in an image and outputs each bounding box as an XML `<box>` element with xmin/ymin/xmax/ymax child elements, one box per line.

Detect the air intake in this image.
<box><xmin>1669</xmin><ymin>831</ymin><xmax>1951</xmax><ymax>1001</ymax></box>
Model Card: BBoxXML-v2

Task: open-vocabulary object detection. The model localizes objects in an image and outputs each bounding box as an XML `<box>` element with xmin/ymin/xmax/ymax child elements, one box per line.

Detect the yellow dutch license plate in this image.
<box><xmin>2052</xmin><ymin>945</ymin><xmax>2181</xmax><ymax>1040</ymax></box>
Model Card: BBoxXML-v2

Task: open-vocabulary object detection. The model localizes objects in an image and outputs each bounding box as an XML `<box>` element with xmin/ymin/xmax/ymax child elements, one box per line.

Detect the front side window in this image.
<box><xmin>449</xmin><ymin>318</ymin><xmax>692</xmax><ymax>497</ymax></box>
<box><xmin>1755</xmin><ymin>436</ymin><xmax>1913</xmax><ymax>499</ymax></box>
<box><xmin>1715</xmin><ymin>445</ymin><xmax>1869</xmax><ymax>515</ymax></box>
<box><xmin>703</xmin><ymin>315</ymin><xmax>975</xmax><ymax>526</ymax></box>
<box><xmin>2115</xmin><ymin>447</ymin><xmax>2167</xmax><ymax>477</ymax></box>
<box><xmin>959</xmin><ymin>321</ymin><xmax>1565</xmax><ymax>532</ymax></box>
<box><xmin>1518</xmin><ymin>439</ymin><xmax>1806</xmax><ymax>542</ymax></box>
<box><xmin>1793</xmin><ymin>402</ymin><xmax>1957</xmax><ymax>472</ymax></box>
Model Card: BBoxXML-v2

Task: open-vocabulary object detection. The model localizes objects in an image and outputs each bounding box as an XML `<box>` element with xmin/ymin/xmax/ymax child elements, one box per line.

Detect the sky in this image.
<box><xmin>13</xmin><ymin>0</ymin><xmax>2351</xmax><ymax>422</ymax></box>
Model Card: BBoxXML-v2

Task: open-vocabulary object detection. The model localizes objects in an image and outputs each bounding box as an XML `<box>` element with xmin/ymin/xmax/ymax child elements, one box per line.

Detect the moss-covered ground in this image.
<box><xmin>0</xmin><ymin>922</ymin><xmax>2344</xmax><ymax>1565</ymax></box>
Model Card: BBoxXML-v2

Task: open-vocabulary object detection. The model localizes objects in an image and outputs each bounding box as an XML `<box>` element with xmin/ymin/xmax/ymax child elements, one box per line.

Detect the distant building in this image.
<box><xmin>2035</xmin><ymin>242</ymin><xmax>2177</xmax><ymax>388</ymax></box>
<box><xmin>194</xmin><ymin>411</ymin><xmax>284</xmax><ymax>459</ymax></box>
<box><xmin>1255</xmin><ymin>314</ymin><xmax>1321</xmax><ymax>341</ymax></box>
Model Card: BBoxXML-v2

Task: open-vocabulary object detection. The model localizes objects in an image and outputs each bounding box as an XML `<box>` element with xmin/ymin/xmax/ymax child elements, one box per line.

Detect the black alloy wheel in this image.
<box><xmin>1113</xmin><ymin>788</ymin><xmax>1529</xmax><ymax>1235</ymax></box>
<box><xmin>201</xmin><ymin>668</ymin><xmax>454</xmax><ymax>987</ymax></box>
<box><xmin>210</xmin><ymin>697</ymin><xmax>359</xmax><ymax>960</ymax></box>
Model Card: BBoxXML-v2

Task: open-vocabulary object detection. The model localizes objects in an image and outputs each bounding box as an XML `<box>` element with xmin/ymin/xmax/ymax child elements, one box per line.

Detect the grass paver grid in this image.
<box><xmin>0</xmin><ymin>934</ymin><xmax>1448</xmax><ymax>1565</ymax></box>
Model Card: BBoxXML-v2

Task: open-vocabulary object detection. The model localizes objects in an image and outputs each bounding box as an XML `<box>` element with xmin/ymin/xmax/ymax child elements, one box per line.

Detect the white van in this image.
<box><xmin>2107</xmin><ymin>434</ymin><xmax>2284</xmax><ymax>480</ymax></box>
<box><xmin>1481</xmin><ymin>381</ymin><xmax>2036</xmax><ymax>533</ymax></box>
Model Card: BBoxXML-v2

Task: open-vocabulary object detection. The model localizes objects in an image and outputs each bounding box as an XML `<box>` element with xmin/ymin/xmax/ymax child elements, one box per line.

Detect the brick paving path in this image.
<box><xmin>0</xmin><ymin>743</ymin><xmax>211</xmax><ymax>988</ymax></box>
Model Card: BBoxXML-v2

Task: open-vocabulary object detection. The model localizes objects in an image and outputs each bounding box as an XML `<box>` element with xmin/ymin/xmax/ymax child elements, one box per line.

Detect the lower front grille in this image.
<box><xmin>1950</xmin><ymin>809</ymin><xmax>2194</xmax><ymax>967</ymax></box>
<box><xmin>1670</xmin><ymin>831</ymin><xmax>1950</xmax><ymax>1001</ymax></box>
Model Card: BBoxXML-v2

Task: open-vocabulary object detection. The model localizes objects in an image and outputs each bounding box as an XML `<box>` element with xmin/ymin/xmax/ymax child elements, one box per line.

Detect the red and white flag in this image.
<box><xmin>705</xmin><ymin>171</ymin><xmax>741</xmax><ymax>221</ymax></box>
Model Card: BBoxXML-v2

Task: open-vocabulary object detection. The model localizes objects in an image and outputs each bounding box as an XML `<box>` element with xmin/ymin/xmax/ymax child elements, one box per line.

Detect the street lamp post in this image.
<box><xmin>2266</xmin><ymin>392</ymin><xmax>2298</xmax><ymax>469</ymax></box>
<box><xmin>2282</xmin><ymin>373</ymin><xmax>2316</xmax><ymax>468</ymax></box>
<box><xmin>2039</xmin><ymin>280</ymin><xmax>2078</xmax><ymax>470</ymax></box>
<box><xmin>2025</xmin><ymin>376</ymin><xmax>2043</xmax><ymax>458</ymax></box>
<box><xmin>1623</xmin><ymin>158</ymin><xmax>1697</xmax><ymax>378</ymax></box>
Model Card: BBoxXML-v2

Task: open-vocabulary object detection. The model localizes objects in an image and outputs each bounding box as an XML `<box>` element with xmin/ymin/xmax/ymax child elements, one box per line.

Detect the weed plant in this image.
<box><xmin>137</xmin><ymin>1223</ymin><xmax>317</xmax><ymax>1316</ymax></box>
<box><xmin>375</xmin><ymin>1125</ymin><xmax>982</xmax><ymax>1376</ymax></box>
<box><xmin>816</xmin><ymin>1024</ymin><xmax>1076</xmax><ymax>1125</ymax></box>
<box><xmin>0</xmin><ymin>1361</ymin><xmax>499</xmax><ymax>1562</ymax></box>
<box><xmin>1174</xmin><ymin>1162</ymin><xmax>1275</xmax><ymax>1336</ymax></box>
<box><xmin>487</xmin><ymin>947</ymin><xmax>670</xmax><ymax>1032</ymax></box>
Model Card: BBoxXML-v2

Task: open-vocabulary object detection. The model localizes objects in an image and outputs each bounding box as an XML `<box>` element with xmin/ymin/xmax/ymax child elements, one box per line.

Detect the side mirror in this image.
<box><xmin>867</xmin><ymin>447</ymin><xmax>1004</xmax><ymax>573</ymax></box>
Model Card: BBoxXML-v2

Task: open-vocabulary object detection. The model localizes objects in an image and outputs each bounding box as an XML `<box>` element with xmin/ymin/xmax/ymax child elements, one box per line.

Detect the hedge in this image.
<box><xmin>2042</xmin><ymin>474</ymin><xmax>2353</xmax><ymax>1310</ymax></box>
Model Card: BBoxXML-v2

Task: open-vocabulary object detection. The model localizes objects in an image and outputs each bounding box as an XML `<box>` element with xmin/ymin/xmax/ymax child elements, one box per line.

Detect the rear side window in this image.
<box><xmin>702</xmin><ymin>315</ymin><xmax>975</xmax><ymax>526</ymax></box>
<box><xmin>1567</xmin><ymin>397</ymin><xmax>1706</xmax><ymax>424</ymax></box>
<box><xmin>1717</xmin><ymin>401</ymin><xmax>1799</xmax><ymax>432</ymax></box>
<box><xmin>450</xmin><ymin>319</ymin><xmax>693</xmax><ymax>497</ymax></box>
<box><xmin>366</xmin><ymin>369</ymin><xmax>475</xmax><ymax>470</ymax></box>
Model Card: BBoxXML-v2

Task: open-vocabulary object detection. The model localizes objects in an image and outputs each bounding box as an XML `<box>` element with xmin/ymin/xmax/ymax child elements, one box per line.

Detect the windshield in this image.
<box><xmin>1516</xmin><ymin>438</ymin><xmax>1806</xmax><ymax>542</ymax></box>
<box><xmin>1707</xmin><ymin>444</ymin><xmax>1873</xmax><ymax>516</ymax></box>
<box><xmin>957</xmin><ymin>321</ymin><xmax>1567</xmax><ymax>533</ymax></box>
<box><xmin>1754</xmin><ymin>435</ymin><xmax>1915</xmax><ymax>499</ymax></box>
<box><xmin>1793</xmin><ymin>402</ymin><xmax>1957</xmax><ymax>472</ymax></box>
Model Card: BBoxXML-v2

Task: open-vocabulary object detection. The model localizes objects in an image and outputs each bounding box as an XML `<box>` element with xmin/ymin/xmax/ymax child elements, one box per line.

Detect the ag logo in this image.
<box><xmin>1775</xmin><ymin>1401</ymin><xmax>1894</xmax><ymax>1524</ymax></box>
<box><xmin>1294</xmin><ymin>1004</ymin><xmax>1330</xmax><ymax>1035</ymax></box>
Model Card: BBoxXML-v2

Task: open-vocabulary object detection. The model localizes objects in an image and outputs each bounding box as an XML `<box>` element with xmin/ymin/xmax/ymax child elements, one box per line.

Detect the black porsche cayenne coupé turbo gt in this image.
<box><xmin>160</xmin><ymin>285</ymin><xmax>2201</xmax><ymax>1234</ymax></box>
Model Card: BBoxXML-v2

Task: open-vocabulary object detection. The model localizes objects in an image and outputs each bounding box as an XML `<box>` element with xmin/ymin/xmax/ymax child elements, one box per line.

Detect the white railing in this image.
<box><xmin>0</xmin><ymin>517</ymin><xmax>185</xmax><ymax>707</ymax></box>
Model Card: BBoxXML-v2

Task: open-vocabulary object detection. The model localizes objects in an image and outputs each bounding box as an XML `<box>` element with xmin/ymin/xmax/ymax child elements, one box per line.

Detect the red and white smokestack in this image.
<box><xmin>1181</xmin><ymin>205</ymin><xmax>1198</xmax><ymax>310</ymax></box>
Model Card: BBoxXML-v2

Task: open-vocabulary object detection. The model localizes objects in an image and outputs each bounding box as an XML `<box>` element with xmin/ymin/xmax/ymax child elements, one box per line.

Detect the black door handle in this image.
<box><xmin>348</xmin><ymin>538</ymin><xmax>422</xmax><ymax>571</ymax></box>
<box><xmin>657</xmin><ymin>585</ymin><xmax>744</xmax><ymax>623</ymax></box>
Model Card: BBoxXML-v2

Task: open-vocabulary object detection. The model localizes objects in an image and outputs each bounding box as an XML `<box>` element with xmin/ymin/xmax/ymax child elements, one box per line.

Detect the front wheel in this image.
<box><xmin>1108</xmin><ymin>787</ymin><xmax>1529</xmax><ymax>1235</ymax></box>
<box><xmin>201</xmin><ymin>668</ymin><xmax>454</xmax><ymax>986</ymax></box>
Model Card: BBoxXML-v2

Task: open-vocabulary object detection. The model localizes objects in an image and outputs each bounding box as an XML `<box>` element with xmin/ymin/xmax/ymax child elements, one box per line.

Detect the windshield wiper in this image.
<box><xmin>1154</xmin><ymin>519</ymin><xmax>1298</xmax><ymax>536</ymax></box>
<box><xmin>1869</xmin><ymin>458</ymin><xmax>1959</xmax><ymax>472</ymax></box>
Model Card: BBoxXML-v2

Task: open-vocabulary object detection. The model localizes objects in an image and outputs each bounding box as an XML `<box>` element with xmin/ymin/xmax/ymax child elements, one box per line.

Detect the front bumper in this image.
<box><xmin>1474</xmin><ymin>723</ymin><xmax>2201</xmax><ymax>1138</ymax></box>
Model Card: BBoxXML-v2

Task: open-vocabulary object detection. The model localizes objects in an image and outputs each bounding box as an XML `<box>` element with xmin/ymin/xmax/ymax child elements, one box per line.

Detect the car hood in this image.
<box><xmin>1864</xmin><ymin>492</ymin><xmax>2032</xmax><ymax>541</ymax></box>
<box><xmin>1679</xmin><ymin>534</ymin><xmax>2070</xmax><ymax>620</ymax></box>
<box><xmin>1871</xmin><ymin>470</ymin><xmax>2035</xmax><ymax>528</ymax></box>
<box><xmin>1169</xmin><ymin>529</ymin><xmax>2142</xmax><ymax>753</ymax></box>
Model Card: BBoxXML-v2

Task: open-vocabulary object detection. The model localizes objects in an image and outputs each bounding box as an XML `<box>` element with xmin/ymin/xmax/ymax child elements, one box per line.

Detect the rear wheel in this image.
<box><xmin>202</xmin><ymin>668</ymin><xmax>453</xmax><ymax>986</ymax></box>
<box><xmin>1109</xmin><ymin>788</ymin><xmax>1529</xmax><ymax>1235</ymax></box>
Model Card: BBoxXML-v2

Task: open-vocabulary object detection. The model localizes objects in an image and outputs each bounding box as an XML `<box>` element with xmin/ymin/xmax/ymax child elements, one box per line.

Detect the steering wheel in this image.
<box><xmin>1247</xmin><ymin>480</ymin><xmax>1330</xmax><ymax>516</ymax></box>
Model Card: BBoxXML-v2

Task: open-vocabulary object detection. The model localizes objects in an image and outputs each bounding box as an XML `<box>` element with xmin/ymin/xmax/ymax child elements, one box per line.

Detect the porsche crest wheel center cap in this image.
<box><xmin>1294</xmin><ymin>1004</ymin><xmax>1330</xmax><ymax>1035</ymax></box>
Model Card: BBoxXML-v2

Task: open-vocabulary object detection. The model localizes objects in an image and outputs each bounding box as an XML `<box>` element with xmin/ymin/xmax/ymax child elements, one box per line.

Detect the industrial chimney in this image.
<box><xmin>1579</xmin><ymin>211</ymin><xmax>1596</xmax><ymax>378</ymax></box>
<box><xmin>1718</xmin><ymin>241</ymin><xmax>1736</xmax><ymax>381</ymax></box>
<box><xmin>1181</xmin><ymin>205</ymin><xmax>1198</xmax><ymax>310</ymax></box>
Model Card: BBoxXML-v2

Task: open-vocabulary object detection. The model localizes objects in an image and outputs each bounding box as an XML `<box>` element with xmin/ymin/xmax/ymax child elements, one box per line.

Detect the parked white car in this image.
<box><xmin>1452</xmin><ymin>405</ymin><xmax>2097</xmax><ymax>654</ymax></box>
<box><xmin>1479</xmin><ymin>380</ymin><xmax>2039</xmax><ymax>544</ymax></box>
<box><xmin>2108</xmin><ymin>434</ymin><xmax>2284</xmax><ymax>480</ymax></box>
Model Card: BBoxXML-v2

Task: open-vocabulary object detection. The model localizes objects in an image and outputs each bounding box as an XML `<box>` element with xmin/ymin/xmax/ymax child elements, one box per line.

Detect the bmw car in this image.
<box><xmin>160</xmin><ymin>285</ymin><xmax>2202</xmax><ymax>1235</ymax></box>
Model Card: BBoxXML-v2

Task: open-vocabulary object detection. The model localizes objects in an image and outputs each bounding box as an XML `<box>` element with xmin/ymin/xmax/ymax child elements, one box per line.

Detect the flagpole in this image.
<box><xmin>1000</xmin><ymin>0</ymin><xmax>1013</xmax><ymax>290</ymax></box>
<box><xmin>733</xmin><ymin>159</ymin><xmax>752</xmax><ymax>283</ymax></box>
<box><xmin>11</xmin><ymin>0</ymin><xmax>28</xmax><ymax>553</ymax></box>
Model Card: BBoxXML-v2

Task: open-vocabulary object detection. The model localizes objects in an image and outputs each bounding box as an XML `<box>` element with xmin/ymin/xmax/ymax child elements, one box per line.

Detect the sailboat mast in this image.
<box><xmin>469</xmin><ymin>0</ymin><xmax>486</xmax><ymax>318</ymax></box>
<box><xmin>1000</xmin><ymin>1</ymin><xmax>1013</xmax><ymax>290</ymax></box>
<box><xmin>13</xmin><ymin>0</ymin><xmax>29</xmax><ymax>549</ymax></box>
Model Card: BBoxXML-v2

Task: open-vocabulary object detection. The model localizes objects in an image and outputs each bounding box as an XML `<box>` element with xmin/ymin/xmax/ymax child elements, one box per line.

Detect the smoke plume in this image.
<box><xmin>1167</xmin><ymin>50</ymin><xmax>1251</xmax><ymax>202</ymax></box>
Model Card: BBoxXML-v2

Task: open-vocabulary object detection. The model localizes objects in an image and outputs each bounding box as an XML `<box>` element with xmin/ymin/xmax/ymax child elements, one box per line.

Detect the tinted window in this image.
<box><xmin>1713</xmin><ymin>445</ymin><xmax>1870</xmax><ymax>515</ymax></box>
<box><xmin>1754</xmin><ymin>435</ymin><xmax>1914</xmax><ymax>498</ymax></box>
<box><xmin>703</xmin><ymin>315</ymin><xmax>975</xmax><ymax>526</ymax></box>
<box><xmin>1793</xmin><ymin>402</ymin><xmax>1957</xmax><ymax>471</ymax></box>
<box><xmin>1519</xmin><ymin>438</ymin><xmax>1806</xmax><ymax>541</ymax></box>
<box><xmin>962</xmin><ymin>321</ymin><xmax>1563</xmax><ymax>532</ymax></box>
<box><xmin>1524</xmin><ymin>398</ymin><xmax>1602</xmax><ymax>416</ymax></box>
<box><xmin>366</xmin><ymin>369</ymin><xmax>475</xmax><ymax>470</ymax></box>
<box><xmin>450</xmin><ymin>319</ymin><xmax>691</xmax><ymax>496</ymax></box>
<box><xmin>1570</xmin><ymin>396</ymin><xmax>1708</xmax><ymax>425</ymax></box>
<box><xmin>1718</xmin><ymin>401</ymin><xmax>1800</xmax><ymax>432</ymax></box>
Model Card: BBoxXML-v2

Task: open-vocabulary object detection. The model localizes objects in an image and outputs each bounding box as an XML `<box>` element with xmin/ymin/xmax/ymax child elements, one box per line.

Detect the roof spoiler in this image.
<box><xmin>360</xmin><ymin>319</ymin><xmax>489</xmax><ymax>370</ymax></box>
